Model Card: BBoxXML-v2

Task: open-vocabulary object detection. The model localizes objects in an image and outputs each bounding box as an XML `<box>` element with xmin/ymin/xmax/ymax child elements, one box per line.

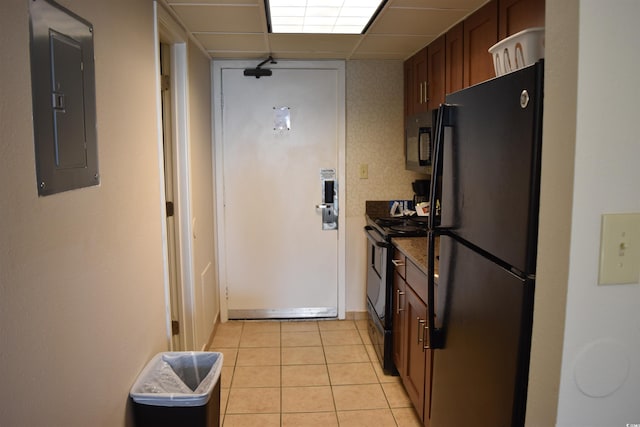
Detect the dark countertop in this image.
<box><xmin>392</xmin><ymin>236</ymin><xmax>439</xmax><ymax>278</ymax></box>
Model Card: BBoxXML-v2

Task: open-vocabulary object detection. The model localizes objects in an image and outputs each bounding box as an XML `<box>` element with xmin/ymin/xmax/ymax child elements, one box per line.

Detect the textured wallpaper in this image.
<box><xmin>345</xmin><ymin>60</ymin><xmax>427</xmax><ymax>218</ymax></box>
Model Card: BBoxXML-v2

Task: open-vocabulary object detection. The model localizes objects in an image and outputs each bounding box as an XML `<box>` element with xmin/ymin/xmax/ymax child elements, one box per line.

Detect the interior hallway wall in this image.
<box><xmin>0</xmin><ymin>0</ymin><xmax>215</xmax><ymax>424</ymax></box>
<box><xmin>528</xmin><ymin>0</ymin><xmax>640</xmax><ymax>424</ymax></box>
<box><xmin>344</xmin><ymin>60</ymin><xmax>425</xmax><ymax>314</ymax></box>
<box><xmin>554</xmin><ymin>0</ymin><xmax>640</xmax><ymax>424</ymax></box>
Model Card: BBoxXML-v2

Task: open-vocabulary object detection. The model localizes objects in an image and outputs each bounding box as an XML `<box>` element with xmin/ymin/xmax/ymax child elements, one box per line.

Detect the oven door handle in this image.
<box><xmin>364</xmin><ymin>226</ymin><xmax>393</xmax><ymax>248</ymax></box>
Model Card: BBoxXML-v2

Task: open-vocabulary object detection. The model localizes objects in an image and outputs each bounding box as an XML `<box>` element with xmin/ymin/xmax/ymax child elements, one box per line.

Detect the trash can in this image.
<box><xmin>130</xmin><ymin>351</ymin><xmax>223</xmax><ymax>427</ymax></box>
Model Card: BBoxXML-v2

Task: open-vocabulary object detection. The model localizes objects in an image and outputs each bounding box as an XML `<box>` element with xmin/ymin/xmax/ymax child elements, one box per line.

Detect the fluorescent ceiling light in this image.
<box><xmin>267</xmin><ymin>0</ymin><xmax>385</xmax><ymax>34</ymax></box>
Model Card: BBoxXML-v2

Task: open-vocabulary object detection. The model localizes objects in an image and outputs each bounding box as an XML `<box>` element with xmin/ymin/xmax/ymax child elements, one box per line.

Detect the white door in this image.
<box><xmin>216</xmin><ymin>62</ymin><xmax>345</xmax><ymax>319</ymax></box>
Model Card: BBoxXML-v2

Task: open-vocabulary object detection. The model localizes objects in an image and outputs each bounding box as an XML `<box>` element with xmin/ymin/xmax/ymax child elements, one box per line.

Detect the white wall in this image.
<box><xmin>525</xmin><ymin>0</ymin><xmax>579</xmax><ymax>424</ymax></box>
<box><xmin>0</xmin><ymin>0</ymin><xmax>216</xmax><ymax>424</ymax></box>
<box><xmin>555</xmin><ymin>1</ymin><xmax>640</xmax><ymax>425</ymax></box>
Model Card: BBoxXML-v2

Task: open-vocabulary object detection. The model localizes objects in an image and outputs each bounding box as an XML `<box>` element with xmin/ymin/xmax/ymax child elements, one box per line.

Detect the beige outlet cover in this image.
<box><xmin>598</xmin><ymin>213</ymin><xmax>640</xmax><ymax>285</ymax></box>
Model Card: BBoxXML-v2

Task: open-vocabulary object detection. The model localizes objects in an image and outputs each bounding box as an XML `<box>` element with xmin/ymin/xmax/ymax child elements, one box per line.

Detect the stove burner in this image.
<box><xmin>374</xmin><ymin>217</ymin><xmax>406</xmax><ymax>227</ymax></box>
<box><xmin>388</xmin><ymin>224</ymin><xmax>425</xmax><ymax>234</ymax></box>
<box><xmin>407</xmin><ymin>216</ymin><xmax>430</xmax><ymax>225</ymax></box>
<box><xmin>372</xmin><ymin>216</ymin><xmax>428</xmax><ymax>237</ymax></box>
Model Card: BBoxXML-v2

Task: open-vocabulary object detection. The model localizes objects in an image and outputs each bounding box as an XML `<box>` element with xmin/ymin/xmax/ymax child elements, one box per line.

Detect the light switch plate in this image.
<box><xmin>359</xmin><ymin>164</ymin><xmax>368</xmax><ymax>179</ymax></box>
<box><xmin>598</xmin><ymin>213</ymin><xmax>640</xmax><ymax>285</ymax></box>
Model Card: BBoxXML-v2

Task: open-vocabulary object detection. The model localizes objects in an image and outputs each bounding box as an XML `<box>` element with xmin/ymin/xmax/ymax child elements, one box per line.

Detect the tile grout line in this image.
<box><xmin>318</xmin><ymin>327</ymin><xmax>340</xmax><ymax>424</ymax></box>
<box><xmin>216</xmin><ymin>319</ymin><xmax>413</xmax><ymax>426</ymax></box>
<box><xmin>279</xmin><ymin>324</ymin><xmax>283</xmax><ymax>426</ymax></box>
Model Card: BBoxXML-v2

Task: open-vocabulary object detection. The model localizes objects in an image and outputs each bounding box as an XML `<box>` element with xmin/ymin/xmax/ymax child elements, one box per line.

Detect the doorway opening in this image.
<box><xmin>159</xmin><ymin>42</ymin><xmax>182</xmax><ymax>350</ymax></box>
<box><xmin>154</xmin><ymin>2</ymin><xmax>195</xmax><ymax>350</ymax></box>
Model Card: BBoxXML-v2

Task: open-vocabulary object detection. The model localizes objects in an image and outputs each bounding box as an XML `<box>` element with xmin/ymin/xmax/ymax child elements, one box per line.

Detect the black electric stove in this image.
<box><xmin>364</xmin><ymin>214</ymin><xmax>428</xmax><ymax>374</ymax></box>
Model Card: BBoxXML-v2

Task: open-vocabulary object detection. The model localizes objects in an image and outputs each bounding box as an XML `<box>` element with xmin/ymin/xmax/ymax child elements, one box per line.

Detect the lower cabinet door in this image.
<box><xmin>392</xmin><ymin>271</ymin><xmax>406</xmax><ymax>374</ymax></box>
<box><xmin>403</xmin><ymin>286</ymin><xmax>427</xmax><ymax>420</ymax></box>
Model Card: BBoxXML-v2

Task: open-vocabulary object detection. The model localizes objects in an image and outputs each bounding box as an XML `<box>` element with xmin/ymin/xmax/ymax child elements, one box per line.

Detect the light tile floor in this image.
<box><xmin>209</xmin><ymin>319</ymin><xmax>423</xmax><ymax>427</ymax></box>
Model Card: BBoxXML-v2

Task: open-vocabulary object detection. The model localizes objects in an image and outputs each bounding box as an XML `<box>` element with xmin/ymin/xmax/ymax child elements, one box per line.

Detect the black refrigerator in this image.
<box><xmin>426</xmin><ymin>61</ymin><xmax>543</xmax><ymax>427</ymax></box>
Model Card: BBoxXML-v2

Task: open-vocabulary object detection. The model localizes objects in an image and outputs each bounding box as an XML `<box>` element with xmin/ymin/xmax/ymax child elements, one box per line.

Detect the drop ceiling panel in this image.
<box><xmin>268</xmin><ymin>51</ymin><xmax>351</xmax><ymax>59</ymax></box>
<box><xmin>388</xmin><ymin>0</ymin><xmax>488</xmax><ymax>9</ymax></box>
<box><xmin>268</xmin><ymin>34</ymin><xmax>361</xmax><ymax>54</ymax></box>
<box><xmin>355</xmin><ymin>35</ymin><xmax>435</xmax><ymax>55</ymax></box>
<box><xmin>161</xmin><ymin>0</ymin><xmax>488</xmax><ymax>59</ymax></box>
<box><xmin>168</xmin><ymin>0</ymin><xmax>261</xmax><ymax>4</ymax></box>
<box><xmin>211</xmin><ymin>51</ymin><xmax>271</xmax><ymax>59</ymax></box>
<box><xmin>171</xmin><ymin>5</ymin><xmax>266</xmax><ymax>33</ymax></box>
<box><xmin>349</xmin><ymin>51</ymin><xmax>407</xmax><ymax>59</ymax></box>
<box><xmin>368</xmin><ymin>8</ymin><xmax>468</xmax><ymax>35</ymax></box>
<box><xmin>195</xmin><ymin>33</ymin><xmax>268</xmax><ymax>51</ymax></box>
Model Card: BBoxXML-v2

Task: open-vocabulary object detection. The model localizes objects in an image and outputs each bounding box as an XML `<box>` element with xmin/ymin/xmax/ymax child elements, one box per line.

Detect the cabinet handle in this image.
<box><xmin>423</xmin><ymin>323</ymin><xmax>430</xmax><ymax>352</ymax></box>
<box><xmin>424</xmin><ymin>82</ymin><xmax>429</xmax><ymax>104</ymax></box>
<box><xmin>419</xmin><ymin>83</ymin><xmax>423</xmax><ymax>105</ymax></box>
<box><xmin>417</xmin><ymin>317</ymin><xmax>426</xmax><ymax>343</ymax></box>
<box><xmin>396</xmin><ymin>290</ymin><xmax>405</xmax><ymax>314</ymax></box>
<box><xmin>391</xmin><ymin>259</ymin><xmax>405</xmax><ymax>267</ymax></box>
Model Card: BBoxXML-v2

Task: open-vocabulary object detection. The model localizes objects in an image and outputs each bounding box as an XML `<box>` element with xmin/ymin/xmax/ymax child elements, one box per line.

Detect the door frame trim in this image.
<box><xmin>212</xmin><ymin>60</ymin><xmax>347</xmax><ymax>321</ymax></box>
<box><xmin>154</xmin><ymin>2</ymin><xmax>196</xmax><ymax>349</ymax></box>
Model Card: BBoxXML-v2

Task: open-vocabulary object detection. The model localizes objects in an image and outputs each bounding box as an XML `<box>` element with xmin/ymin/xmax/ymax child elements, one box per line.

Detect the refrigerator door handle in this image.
<box><xmin>426</xmin><ymin>231</ymin><xmax>443</xmax><ymax>349</ymax></box>
<box><xmin>428</xmin><ymin>104</ymin><xmax>453</xmax><ymax>230</ymax></box>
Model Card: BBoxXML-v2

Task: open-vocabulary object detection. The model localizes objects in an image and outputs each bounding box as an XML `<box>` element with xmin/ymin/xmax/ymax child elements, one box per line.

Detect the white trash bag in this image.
<box><xmin>130</xmin><ymin>352</ymin><xmax>223</xmax><ymax>407</ymax></box>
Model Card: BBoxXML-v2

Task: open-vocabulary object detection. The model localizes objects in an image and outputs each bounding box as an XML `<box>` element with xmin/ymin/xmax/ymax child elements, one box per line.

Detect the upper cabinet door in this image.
<box><xmin>445</xmin><ymin>22</ymin><xmax>464</xmax><ymax>96</ymax></box>
<box><xmin>499</xmin><ymin>0</ymin><xmax>545</xmax><ymax>39</ymax></box>
<box><xmin>404</xmin><ymin>48</ymin><xmax>429</xmax><ymax>117</ymax></box>
<box><xmin>404</xmin><ymin>60</ymin><xmax>413</xmax><ymax>118</ymax></box>
<box><xmin>413</xmin><ymin>47</ymin><xmax>429</xmax><ymax>114</ymax></box>
<box><xmin>427</xmin><ymin>35</ymin><xmax>446</xmax><ymax>110</ymax></box>
<box><xmin>463</xmin><ymin>0</ymin><xmax>498</xmax><ymax>87</ymax></box>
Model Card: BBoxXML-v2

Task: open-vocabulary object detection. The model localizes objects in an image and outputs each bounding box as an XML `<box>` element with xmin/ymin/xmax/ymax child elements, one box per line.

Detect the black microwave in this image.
<box><xmin>405</xmin><ymin>109</ymin><xmax>438</xmax><ymax>174</ymax></box>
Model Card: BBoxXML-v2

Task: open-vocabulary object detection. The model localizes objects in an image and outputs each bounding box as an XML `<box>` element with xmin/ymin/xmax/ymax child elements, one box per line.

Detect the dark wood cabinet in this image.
<box><xmin>445</xmin><ymin>22</ymin><xmax>464</xmax><ymax>96</ymax></box>
<box><xmin>415</xmin><ymin>48</ymin><xmax>429</xmax><ymax>114</ymax></box>
<box><xmin>392</xmin><ymin>250</ymin><xmax>432</xmax><ymax>425</ymax></box>
<box><xmin>404</xmin><ymin>36</ymin><xmax>445</xmax><ymax>118</ymax></box>
<box><xmin>404</xmin><ymin>61</ymin><xmax>412</xmax><ymax>118</ymax></box>
<box><xmin>463</xmin><ymin>0</ymin><xmax>498</xmax><ymax>87</ymax></box>
<box><xmin>426</xmin><ymin>35</ymin><xmax>446</xmax><ymax>110</ymax></box>
<box><xmin>404</xmin><ymin>285</ymin><xmax>428</xmax><ymax>421</ymax></box>
<box><xmin>499</xmin><ymin>0</ymin><xmax>545</xmax><ymax>39</ymax></box>
<box><xmin>404</xmin><ymin>47</ymin><xmax>429</xmax><ymax>117</ymax></box>
<box><xmin>409</xmin><ymin>0</ymin><xmax>545</xmax><ymax>110</ymax></box>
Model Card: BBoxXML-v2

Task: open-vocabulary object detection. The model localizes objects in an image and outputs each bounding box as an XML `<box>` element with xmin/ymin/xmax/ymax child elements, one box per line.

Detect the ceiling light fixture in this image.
<box><xmin>266</xmin><ymin>0</ymin><xmax>387</xmax><ymax>34</ymax></box>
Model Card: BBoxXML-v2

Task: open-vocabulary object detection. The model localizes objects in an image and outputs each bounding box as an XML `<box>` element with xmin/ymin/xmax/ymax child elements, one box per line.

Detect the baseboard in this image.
<box><xmin>345</xmin><ymin>311</ymin><xmax>368</xmax><ymax>320</ymax></box>
<box><xmin>202</xmin><ymin>312</ymin><xmax>221</xmax><ymax>351</ymax></box>
<box><xmin>204</xmin><ymin>310</ymin><xmax>366</xmax><ymax>347</ymax></box>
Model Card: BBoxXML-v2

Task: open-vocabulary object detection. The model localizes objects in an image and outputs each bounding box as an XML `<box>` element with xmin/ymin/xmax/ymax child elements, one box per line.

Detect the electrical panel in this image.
<box><xmin>29</xmin><ymin>0</ymin><xmax>99</xmax><ymax>196</ymax></box>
